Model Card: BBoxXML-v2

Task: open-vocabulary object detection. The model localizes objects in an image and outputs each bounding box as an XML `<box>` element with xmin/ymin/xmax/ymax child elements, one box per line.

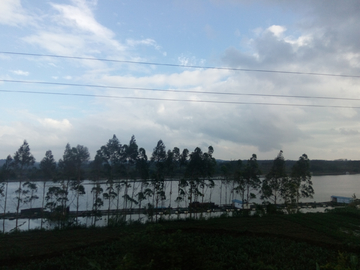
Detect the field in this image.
<box><xmin>1</xmin><ymin>208</ymin><xmax>360</xmax><ymax>269</ymax></box>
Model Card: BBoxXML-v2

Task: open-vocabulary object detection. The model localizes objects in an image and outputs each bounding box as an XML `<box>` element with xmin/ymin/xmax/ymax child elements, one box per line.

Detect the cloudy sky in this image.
<box><xmin>0</xmin><ymin>0</ymin><xmax>359</xmax><ymax>162</ymax></box>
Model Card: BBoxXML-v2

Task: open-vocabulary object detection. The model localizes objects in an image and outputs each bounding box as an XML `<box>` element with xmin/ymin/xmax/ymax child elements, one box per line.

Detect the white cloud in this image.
<box><xmin>0</xmin><ymin>0</ymin><xmax>33</xmax><ymax>26</ymax></box>
<box><xmin>23</xmin><ymin>31</ymin><xmax>86</xmax><ymax>56</ymax></box>
<box><xmin>267</xmin><ymin>25</ymin><xmax>286</xmax><ymax>37</ymax></box>
<box><xmin>11</xmin><ymin>70</ymin><xmax>29</xmax><ymax>76</ymax></box>
<box><xmin>51</xmin><ymin>0</ymin><xmax>113</xmax><ymax>40</ymax></box>
<box><xmin>100</xmin><ymin>68</ymin><xmax>229</xmax><ymax>89</ymax></box>
<box><xmin>38</xmin><ymin>118</ymin><xmax>72</xmax><ymax>131</ymax></box>
<box><xmin>21</xmin><ymin>0</ymin><xmax>125</xmax><ymax>60</ymax></box>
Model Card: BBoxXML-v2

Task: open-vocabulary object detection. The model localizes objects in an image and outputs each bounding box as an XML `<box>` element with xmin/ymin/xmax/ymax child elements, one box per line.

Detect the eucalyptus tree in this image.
<box><xmin>233</xmin><ymin>160</ymin><xmax>245</xmax><ymax>206</ymax></box>
<box><xmin>23</xmin><ymin>181</ymin><xmax>39</xmax><ymax>230</ymax></box>
<box><xmin>186</xmin><ymin>147</ymin><xmax>205</xmax><ymax>210</ymax></box>
<box><xmin>71</xmin><ymin>145</ymin><xmax>90</xmax><ymax>224</ymax></box>
<box><xmin>261</xmin><ymin>151</ymin><xmax>287</xmax><ymax>206</ymax></box>
<box><xmin>136</xmin><ymin>147</ymin><xmax>149</xmax><ymax>219</ymax></box>
<box><xmin>1</xmin><ymin>155</ymin><xmax>13</xmax><ymax>232</ymax></box>
<box><xmin>164</xmin><ymin>147</ymin><xmax>180</xmax><ymax>208</ymax></box>
<box><xmin>151</xmin><ymin>140</ymin><xmax>167</xmax><ymax>220</ymax></box>
<box><xmin>0</xmin><ymin>181</ymin><xmax>4</xmax><ymax>208</ymax></box>
<box><xmin>91</xmin><ymin>183</ymin><xmax>103</xmax><ymax>226</ymax></box>
<box><xmin>13</xmin><ymin>140</ymin><xmax>36</xmax><ymax>230</ymax></box>
<box><xmin>242</xmin><ymin>154</ymin><xmax>262</xmax><ymax>208</ymax></box>
<box><xmin>176</xmin><ymin>149</ymin><xmax>189</xmax><ymax>208</ymax></box>
<box><xmin>96</xmin><ymin>135</ymin><xmax>122</xmax><ymax>224</ymax></box>
<box><xmin>201</xmin><ymin>146</ymin><xmax>216</xmax><ymax>203</ymax></box>
<box><xmin>90</xmin><ymin>154</ymin><xmax>104</xmax><ymax>226</ymax></box>
<box><xmin>220</xmin><ymin>163</ymin><xmax>232</xmax><ymax>205</ymax></box>
<box><xmin>123</xmin><ymin>135</ymin><xmax>139</xmax><ymax>212</ymax></box>
<box><xmin>0</xmin><ymin>171</ymin><xmax>6</xmax><ymax>232</ymax></box>
<box><xmin>45</xmin><ymin>186</ymin><xmax>68</xmax><ymax>228</ymax></box>
<box><xmin>40</xmin><ymin>150</ymin><xmax>57</xmax><ymax>228</ymax></box>
<box><xmin>57</xmin><ymin>143</ymin><xmax>76</xmax><ymax>215</ymax></box>
<box><xmin>290</xmin><ymin>154</ymin><xmax>313</xmax><ymax>210</ymax></box>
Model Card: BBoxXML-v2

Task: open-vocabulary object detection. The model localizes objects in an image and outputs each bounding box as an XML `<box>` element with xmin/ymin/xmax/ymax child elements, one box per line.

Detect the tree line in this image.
<box><xmin>0</xmin><ymin>135</ymin><xmax>313</xmax><ymax>231</ymax></box>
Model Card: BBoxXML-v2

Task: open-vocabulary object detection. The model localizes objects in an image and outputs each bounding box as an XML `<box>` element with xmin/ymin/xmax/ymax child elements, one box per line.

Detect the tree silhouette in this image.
<box><xmin>13</xmin><ymin>141</ymin><xmax>35</xmax><ymax>230</ymax></box>
<box><xmin>290</xmin><ymin>154</ymin><xmax>313</xmax><ymax>210</ymax></box>
<box><xmin>40</xmin><ymin>150</ymin><xmax>57</xmax><ymax>229</ymax></box>
<box><xmin>261</xmin><ymin>151</ymin><xmax>287</xmax><ymax>206</ymax></box>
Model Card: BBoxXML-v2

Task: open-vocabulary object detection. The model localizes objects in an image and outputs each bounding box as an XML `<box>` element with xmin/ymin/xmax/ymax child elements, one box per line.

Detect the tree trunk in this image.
<box><xmin>15</xmin><ymin>180</ymin><xmax>22</xmax><ymax>230</ymax></box>
<box><xmin>3</xmin><ymin>182</ymin><xmax>8</xmax><ymax>233</ymax></box>
<box><xmin>41</xmin><ymin>181</ymin><xmax>46</xmax><ymax>229</ymax></box>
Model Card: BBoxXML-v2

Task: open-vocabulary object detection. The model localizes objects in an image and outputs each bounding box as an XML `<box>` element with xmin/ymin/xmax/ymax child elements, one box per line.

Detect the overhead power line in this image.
<box><xmin>1</xmin><ymin>89</ymin><xmax>359</xmax><ymax>109</ymax></box>
<box><xmin>1</xmin><ymin>51</ymin><xmax>359</xmax><ymax>78</ymax></box>
<box><xmin>1</xmin><ymin>79</ymin><xmax>359</xmax><ymax>102</ymax></box>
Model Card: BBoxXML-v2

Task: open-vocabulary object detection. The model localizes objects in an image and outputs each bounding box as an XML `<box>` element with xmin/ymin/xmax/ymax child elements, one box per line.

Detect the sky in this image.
<box><xmin>0</xmin><ymin>0</ymin><xmax>359</xmax><ymax>162</ymax></box>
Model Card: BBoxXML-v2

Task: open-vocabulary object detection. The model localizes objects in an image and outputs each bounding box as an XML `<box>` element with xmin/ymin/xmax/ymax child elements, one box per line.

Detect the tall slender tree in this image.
<box><xmin>242</xmin><ymin>154</ymin><xmax>261</xmax><ymax>208</ymax></box>
<box><xmin>290</xmin><ymin>154</ymin><xmax>313</xmax><ymax>210</ymax></box>
<box><xmin>136</xmin><ymin>147</ymin><xmax>149</xmax><ymax>219</ymax></box>
<box><xmin>23</xmin><ymin>181</ymin><xmax>39</xmax><ymax>230</ymax></box>
<box><xmin>57</xmin><ymin>143</ymin><xmax>76</xmax><ymax>216</ymax></box>
<box><xmin>71</xmin><ymin>145</ymin><xmax>90</xmax><ymax>224</ymax></box>
<box><xmin>151</xmin><ymin>140</ymin><xmax>167</xmax><ymax>220</ymax></box>
<box><xmin>96</xmin><ymin>135</ymin><xmax>122</xmax><ymax>224</ymax></box>
<box><xmin>90</xmin><ymin>153</ymin><xmax>105</xmax><ymax>226</ymax></box>
<box><xmin>261</xmin><ymin>150</ymin><xmax>287</xmax><ymax>206</ymax></box>
<box><xmin>123</xmin><ymin>135</ymin><xmax>139</xmax><ymax>212</ymax></box>
<box><xmin>176</xmin><ymin>149</ymin><xmax>189</xmax><ymax>208</ymax></box>
<box><xmin>185</xmin><ymin>146</ymin><xmax>215</xmax><ymax>216</ymax></box>
<box><xmin>13</xmin><ymin>140</ymin><xmax>36</xmax><ymax>230</ymax></box>
<box><xmin>40</xmin><ymin>150</ymin><xmax>57</xmax><ymax>229</ymax></box>
<box><xmin>1</xmin><ymin>155</ymin><xmax>13</xmax><ymax>232</ymax></box>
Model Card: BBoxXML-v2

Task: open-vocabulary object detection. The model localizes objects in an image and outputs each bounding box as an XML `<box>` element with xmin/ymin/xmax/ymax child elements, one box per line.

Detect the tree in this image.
<box><xmin>136</xmin><ymin>147</ymin><xmax>149</xmax><ymax>219</ymax></box>
<box><xmin>290</xmin><ymin>154</ymin><xmax>314</xmax><ymax>210</ymax></box>
<box><xmin>71</xmin><ymin>145</ymin><xmax>90</xmax><ymax>224</ymax></box>
<box><xmin>202</xmin><ymin>146</ymin><xmax>216</xmax><ymax>204</ymax></box>
<box><xmin>40</xmin><ymin>150</ymin><xmax>57</xmax><ymax>229</ymax></box>
<box><xmin>242</xmin><ymin>154</ymin><xmax>261</xmax><ymax>208</ymax></box>
<box><xmin>91</xmin><ymin>183</ymin><xmax>103</xmax><ymax>226</ymax></box>
<box><xmin>186</xmin><ymin>146</ymin><xmax>216</xmax><ymax>216</ymax></box>
<box><xmin>261</xmin><ymin>151</ymin><xmax>287</xmax><ymax>206</ymax></box>
<box><xmin>57</xmin><ymin>143</ymin><xmax>76</xmax><ymax>216</ymax></box>
<box><xmin>176</xmin><ymin>149</ymin><xmax>189</xmax><ymax>208</ymax></box>
<box><xmin>45</xmin><ymin>186</ymin><xmax>68</xmax><ymax>228</ymax></box>
<box><xmin>96</xmin><ymin>135</ymin><xmax>122</xmax><ymax>225</ymax></box>
<box><xmin>58</xmin><ymin>144</ymin><xmax>89</xmax><ymax>224</ymax></box>
<box><xmin>220</xmin><ymin>163</ymin><xmax>231</xmax><ymax>205</ymax></box>
<box><xmin>22</xmin><ymin>181</ymin><xmax>39</xmax><ymax>230</ymax></box>
<box><xmin>1</xmin><ymin>155</ymin><xmax>13</xmax><ymax>232</ymax></box>
<box><xmin>165</xmin><ymin>147</ymin><xmax>180</xmax><ymax>208</ymax></box>
<box><xmin>13</xmin><ymin>140</ymin><xmax>36</xmax><ymax>230</ymax></box>
<box><xmin>90</xmin><ymin>154</ymin><xmax>105</xmax><ymax>226</ymax></box>
<box><xmin>151</xmin><ymin>140</ymin><xmax>167</xmax><ymax>220</ymax></box>
<box><xmin>233</xmin><ymin>160</ymin><xmax>245</xmax><ymax>207</ymax></box>
<box><xmin>123</xmin><ymin>135</ymin><xmax>139</xmax><ymax>213</ymax></box>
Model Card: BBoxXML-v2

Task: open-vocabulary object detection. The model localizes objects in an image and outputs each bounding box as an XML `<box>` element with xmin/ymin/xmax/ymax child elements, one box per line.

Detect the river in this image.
<box><xmin>1</xmin><ymin>174</ymin><xmax>359</xmax><ymax>232</ymax></box>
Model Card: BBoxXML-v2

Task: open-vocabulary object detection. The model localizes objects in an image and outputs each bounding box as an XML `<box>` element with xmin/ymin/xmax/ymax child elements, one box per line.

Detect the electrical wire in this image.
<box><xmin>1</xmin><ymin>79</ymin><xmax>359</xmax><ymax>102</ymax></box>
<box><xmin>0</xmin><ymin>89</ymin><xmax>359</xmax><ymax>109</ymax></box>
<box><xmin>1</xmin><ymin>51</ymin><xmax>359</xmax><ymax>78</ymax></box>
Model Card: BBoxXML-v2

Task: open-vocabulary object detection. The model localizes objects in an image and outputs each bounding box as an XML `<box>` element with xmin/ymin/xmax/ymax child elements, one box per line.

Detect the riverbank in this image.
<box><xmin>1</xmin><ymin>207</ymin><xmax>360</xmax><ymax>269</ymax></box>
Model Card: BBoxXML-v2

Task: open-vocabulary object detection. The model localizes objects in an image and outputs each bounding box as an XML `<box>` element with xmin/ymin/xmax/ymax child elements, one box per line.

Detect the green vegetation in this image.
<box><xmin>1</xmin><ymin>207</ymin><xmax>360</xmax><ymax>269</ymax></box>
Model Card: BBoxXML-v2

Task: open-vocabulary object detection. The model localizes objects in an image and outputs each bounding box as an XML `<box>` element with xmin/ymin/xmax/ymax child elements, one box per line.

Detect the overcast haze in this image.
<box><xmin>0</xmin><ymin>0</ymin><xmax>359</xmax><ymax>162</ymax></box>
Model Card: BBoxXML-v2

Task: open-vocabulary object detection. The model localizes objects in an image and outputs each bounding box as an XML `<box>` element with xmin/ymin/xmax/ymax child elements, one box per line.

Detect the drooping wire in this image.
<box><xmin>1</xmin><ymin>79</ymin><xmax>359</xmax><ymax>102</ymax></box>
<box><xmin>1</xmin><ymin>51</ymin><xmax>359</xmax><ymax>78</ymax></box>
<box><xmin>1</xmin><ymin>89</ymin><xmax>359</xmax><ymax>109</ymax></box>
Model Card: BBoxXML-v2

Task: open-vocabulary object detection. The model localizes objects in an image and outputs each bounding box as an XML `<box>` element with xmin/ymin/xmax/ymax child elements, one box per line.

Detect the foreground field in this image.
<box><xmin>1</xmin><ymin>208</ymin><xmax>360</xmax><ymax>269</ymax></box>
